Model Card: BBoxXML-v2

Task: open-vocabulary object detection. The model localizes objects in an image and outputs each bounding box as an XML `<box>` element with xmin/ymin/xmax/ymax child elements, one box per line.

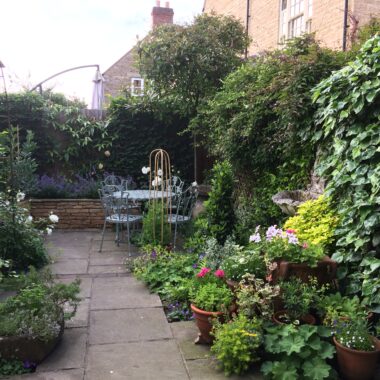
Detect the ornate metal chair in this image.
<box><xmin>98</xmin><ymin>189</ymin><xmax>143</xmax><ymax>254</ymax></box>
<box><xmin>167</xmin><ymin>184</ymin><xmax>198</xmax><ymax>248</ymax></box>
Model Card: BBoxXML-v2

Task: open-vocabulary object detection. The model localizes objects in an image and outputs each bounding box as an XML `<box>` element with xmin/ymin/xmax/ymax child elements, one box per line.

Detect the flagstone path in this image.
<box><xmin>12</xmin><ymin>230</ymin><xmax>262</xmax><ymax>380</ymax></box>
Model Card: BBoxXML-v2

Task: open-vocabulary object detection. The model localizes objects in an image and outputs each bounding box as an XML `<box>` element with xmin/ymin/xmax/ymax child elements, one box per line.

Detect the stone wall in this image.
<box><xmin>30</xmin><ymin>199</ymin><xmax>104</xmax><ymax>229</ymax></box>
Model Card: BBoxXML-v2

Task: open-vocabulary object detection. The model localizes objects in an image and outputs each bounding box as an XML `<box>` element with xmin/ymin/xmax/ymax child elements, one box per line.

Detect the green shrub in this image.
<box><xmin>203</xmin><ymin>160</ymin><xmax>235</xmax><ymax>244</ymax></box>
<box><xmin>211</xmin><ymin>314</ymin><xmax>262</xmax><ymax>376</ymax></box>
<box><xmin>283</xmin><ymin>195</ymin><xmax>339</xmax><ymax>248</ymax></box>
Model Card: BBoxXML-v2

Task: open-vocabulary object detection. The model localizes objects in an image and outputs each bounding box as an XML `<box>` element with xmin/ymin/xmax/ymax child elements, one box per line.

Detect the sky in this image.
<box><xmin>0</xmin><ymin>0</ymin><xmax>205</xmax><ymax>106</ymax></box>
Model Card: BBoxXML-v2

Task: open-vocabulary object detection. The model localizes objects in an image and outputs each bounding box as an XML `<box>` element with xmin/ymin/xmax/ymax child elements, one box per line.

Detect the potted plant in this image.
<box><xmin>236</xmin><ymin>273</ymin><xmax>280</xmax><ymax>321</ymax></box>
<box><xmin>249</xmin><ymin>225</ymin><xmax>337</xmax><ymax>285</ymax></box>
<box><xmin>272</xmin><ymin>277</ymin><xmax>325</xmax><ymax>325</ymax></box>
<box><xmin>0</xmin><ymin>268</ymin><xmax>80</xmax><ymax>364</ymax></box>
<box><xmin>332</xmin><ymin>318</ymin><xmax>380</xmax><ymax>380</ymax></box>
<box><xmin>190</xmin><ymin>267</ymin><xmax>233</xmax><ymax>344</ymax></box>
<box><xmin>222</xmin><ymin>248</ymin><xmax>267</xmax><ymax>290</ymax></box>
<box><xmin>211</xmin><ymin>314</ymin><xmax>263</xmax><ymax>376</ymax></box>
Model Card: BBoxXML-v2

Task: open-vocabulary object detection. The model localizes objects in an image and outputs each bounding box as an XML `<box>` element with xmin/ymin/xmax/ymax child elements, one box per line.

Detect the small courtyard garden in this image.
<box><xmin>0</xmin><ymin>13</ymin><xmax>380</xmax><ymax>380</ymax></box>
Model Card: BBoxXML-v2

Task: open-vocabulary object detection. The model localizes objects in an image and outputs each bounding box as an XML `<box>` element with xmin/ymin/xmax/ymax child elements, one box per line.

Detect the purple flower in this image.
<box><xmin>151</xmin><ymin>250</ymin><xmax>157</xmax><ymax>259</ymax></box>
<box><xmin>266</xmin><ymin>225</ymin><xmax>282</xmax><ymax>241</ymax></box>
<box><xmin>192</xmin><ymin>263</ymin><xmax>198</xmax><ymax>269</ymax></box>
<box><xmin>249</xmin><ymin>233</ymin><xmax>261</xmax><ymax>243</ymax></box>
<box><xmin>287</xmin><ymin>233</ymin><xmax>299</xmax><ymax>245</ymax></box>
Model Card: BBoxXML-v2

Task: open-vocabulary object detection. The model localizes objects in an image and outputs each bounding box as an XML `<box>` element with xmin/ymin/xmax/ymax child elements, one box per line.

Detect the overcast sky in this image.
<box><xmin>0</xmin><ymin>0</ymin><xmax>204</xmax><ymax>106</ymax></box>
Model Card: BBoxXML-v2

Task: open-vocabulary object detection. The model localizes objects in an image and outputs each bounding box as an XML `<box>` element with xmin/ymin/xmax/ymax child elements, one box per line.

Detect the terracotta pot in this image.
<box><xmin>272</xmin><ymin>310</ymin><xmax>316</xmax><ymax>325</ymax></box>
<box><xmin>271</xmin><ymin>256</ymin><xmax>337</xmax><ymax>286</ymax></box>
<box><xmin>190</xmin><ymin>304</ymin><xmax>223</xmax><ymax>345</ymax></box>
<box><xmin>333</xmin><ymin>336</ymin><xmax>380</xmax><ymax>380</ymax></box>
<box><xmin>0</xmin><ymin>318</ymin><xmax>64</xmax><ymax>363</ymax></box>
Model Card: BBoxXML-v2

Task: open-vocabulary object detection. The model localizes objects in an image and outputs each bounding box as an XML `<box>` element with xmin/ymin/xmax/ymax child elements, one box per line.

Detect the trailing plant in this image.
<box><xmin>312</xmin><ymin>35</ymin><xmax>380</xmax><ymax>311</ymax></box>
<box><xmin>211</xmin><ymin>314</ymin><xmax>262</xmax><ymax>376</ymax></box>
<box><xmin>261</xmin><ymin>324</ymin><xmax>336</xmax><ymax>380</ymax></box>
<box><xmin>0</xmin><ymin>358</ymin><xmax>34</xmax><ymax>377</ymax></box>
<box><xmin>283</xmin><ymin>195</ymin><xmax>339</xmax><ymax>249</ymax></box>
<box><xmin>0</xmin><ymin>268</ymin><xmax>80</xmax><ymax>341</ymax></box>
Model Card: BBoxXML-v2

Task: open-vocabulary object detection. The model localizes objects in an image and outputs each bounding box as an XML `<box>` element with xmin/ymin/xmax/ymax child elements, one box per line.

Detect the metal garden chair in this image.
<box><xmin>167</xmin><ymin>184</ymin><xmax>198</xmax><ymax>249</ymax></box>
<box><xmin>98</xmin><ymin>189</ymin><xmax>143</xmax><ymax>254</ymax></box>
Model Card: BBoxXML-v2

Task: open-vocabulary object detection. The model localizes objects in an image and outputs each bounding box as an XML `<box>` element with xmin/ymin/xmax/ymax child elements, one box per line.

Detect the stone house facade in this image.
<box><xmin>203</xmin><ymin>0</ymin><xmax>380</xmax><ymax>55</ymax></box>
<box><xmin>103</xmin><ymin>1</ymin><xmax>174</xmax><ymax>104</ymax></box>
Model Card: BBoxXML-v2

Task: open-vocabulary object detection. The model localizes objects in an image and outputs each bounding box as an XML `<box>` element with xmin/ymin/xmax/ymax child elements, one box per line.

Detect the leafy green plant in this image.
<box><xmin>261</xmin><ymin>324</ymin><xmax>336</xmax><ymax>380</ymax></box>
<box><xmin>0</xmin><ymin>268</ymin><xmax>80</xmax><ymax>341</ymax></box>
<box><xmin>312</xmin><ymin>35</ymin><xmax>380</xmax><ymax>311</ymax></box>
<box><xmin>236</xmin><ymin>274</ymin><xmax>280</xmax><ymax>320</ymax></box>
<box><xmin>0</xmin><ymin>358</ymin><xmax>33</xmax><ymax>377</ymax></box>
<box><xmin>211</xmin><ymin>314</ymin><xmax>262</xmax><ymax>376</ymax></box>
<box><xmin>202</xmin><ymin>236</ymin><xmax>241</xmax><ymax>270</ymax></box>
<box><xmin>283</xmin><ymin>195</ymin><xmax>339</xmax><ymax>248</ymax></box>
<box><xmin>190</xmin><ymin>282</ymin><xmax>233</xmax><ymax>312</ymax></box>
<box><xmin>222</xmin><ymin>248</ymin><xmax>267</xmax><ymax>281</ymax></box>
<box><xmin>141</xmin><ymin>202</ymin><xmax>171</xmax><ymax>246</ymax></box>
<box><xmin>280</xmin><ymin>277</ymin><xmax>326</xmax><ymax>322</ymax></box>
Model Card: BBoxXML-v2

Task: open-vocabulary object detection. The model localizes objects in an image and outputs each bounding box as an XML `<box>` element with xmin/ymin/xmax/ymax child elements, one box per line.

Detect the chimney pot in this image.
<box><xmin>156</xmin><ymin>0</ymin><xmax>160</xmax><ymax>6</ymax></box>
<box><xmin>165</xmin><ymin>1</ymin><xmax>169</xmax><ymax>7</ymax></box>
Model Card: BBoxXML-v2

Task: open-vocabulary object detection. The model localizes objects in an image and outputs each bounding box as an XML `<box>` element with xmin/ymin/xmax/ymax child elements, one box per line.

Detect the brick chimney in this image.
<box><xmin>151</xmin><ymin>1</ymin><xmax>174</xmax><ymax>29</ymax></box>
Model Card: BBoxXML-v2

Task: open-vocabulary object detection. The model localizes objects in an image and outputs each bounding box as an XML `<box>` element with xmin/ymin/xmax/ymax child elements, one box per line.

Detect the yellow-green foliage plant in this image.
<box><xmin>283</xmin><ymin>195</ymin><xmax>338</xmax><ymax>248</ymax></box>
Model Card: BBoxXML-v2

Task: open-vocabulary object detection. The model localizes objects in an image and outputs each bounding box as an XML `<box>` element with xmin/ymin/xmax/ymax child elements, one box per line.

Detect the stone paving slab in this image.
<box><xmin>37</xmin><ymin>328</ymin><xmax>87</xmax><ymax>372</ymax></box>
<box><xmin>170</xmin><ymin>321</ymin><xmax>211</xmax><ymax>360</ymax></box>
<box><xmin>66</xmin><ymin>298</ymin><xmax>90</xmax><ymax>328</ymax></box>
<box><xmin>89</xmin><ymin>307</ymin><xmax>172</xmax><ymax>345</ymax></box>
<box><xmin>48</xmin><ymin>247</ymin><xmax>89</xmax><ymax>260</ymax></box>
<box><xmin>89</xmin><ymin>254</ymin><xmax>127</xmax><ymax>266</ymax></box>
<box><xmin>50</xmin><ymin>260</ymin><xmax>89</xmax><ymax>276</ymax></box>
<box><xmin>13</xmin><ymin>369</ymin><xmax>84</xmax><ymax>380</ymax></box>
<box><xmin>91</xmin><ymin>276</ymin><xmax>161</xmax><ymax>310</ymax></box>
<box><xmin>88</xmin><ymin>265</ymin><xmax>126</xmax><ymax>275</ymax></box>
<box><xmin>85</xmin><ymin>340</ymin><xmax>189</xmax><ymax>380</ymax></box>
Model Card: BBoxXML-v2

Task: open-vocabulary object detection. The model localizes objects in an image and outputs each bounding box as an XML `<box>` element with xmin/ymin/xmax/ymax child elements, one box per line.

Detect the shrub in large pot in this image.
<box><xmin>332</xmin><ymin>318</ymin><xmax>380</xmax><ymax>380</ymax></box>
<box><xmin>190</xmin><ymin>267</ymin><xmax>233</xmax><ymax>344</ymax></box>
<box><xmin>249</xmin><ymin>225</ymin><xmax>336</xmax><ymax>286</ymax></box>
<box><xmin>0</xmin><ymin>268</ymin><xmax>80</xmax><ymax>364</ymax></box>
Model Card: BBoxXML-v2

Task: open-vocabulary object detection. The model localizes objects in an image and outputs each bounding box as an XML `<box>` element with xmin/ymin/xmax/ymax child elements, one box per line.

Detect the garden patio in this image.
<box><xmin>6</xmin><ymin>230</ymin><xmax>262</xmax><ymax>380</ymax></box>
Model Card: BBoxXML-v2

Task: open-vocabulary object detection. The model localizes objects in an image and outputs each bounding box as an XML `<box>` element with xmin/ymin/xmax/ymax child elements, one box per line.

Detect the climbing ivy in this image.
<box><xmin>312</xmin><ymin>36</ymin><xmax>380</xmax><ymax>311</ymax></box>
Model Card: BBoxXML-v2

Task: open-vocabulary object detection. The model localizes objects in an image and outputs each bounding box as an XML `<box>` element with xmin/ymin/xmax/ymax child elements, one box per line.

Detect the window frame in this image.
<box><xmin>130</xmin><ymin>77</ymin><xmax>144</xmax><ymax>97</ymax></box>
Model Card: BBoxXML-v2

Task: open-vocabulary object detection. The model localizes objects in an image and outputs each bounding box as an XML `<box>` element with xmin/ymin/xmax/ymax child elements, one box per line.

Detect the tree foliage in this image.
<box><xmin>137</xmin><ymin>13</ymin><xmax>249</xmax><ymax>116</ymax></box>
<box><xmin>312</xmin><ymin>36</ymin><xmax>380</xmax><ymax>311</ymax></box>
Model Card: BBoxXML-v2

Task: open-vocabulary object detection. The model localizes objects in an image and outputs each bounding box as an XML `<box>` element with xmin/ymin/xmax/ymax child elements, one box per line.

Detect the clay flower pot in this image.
<box><xmin>271</xmin><ymin>256</ymin><xmax>337</xmax><ymax>286</ymax></box>
<box><xmin>333</xmin><ymin>336</ymin><xmax>380</xmax><ymax>380</ymax></box>
<box><xmin>272</xmin><ymin>310</ymin><xmax>316</xmax><ymax>325</ymax></box>
<box><xmin>190</xmin><ymin>304</ymin><xmax>223</xmax><ymax>345</ymax></box>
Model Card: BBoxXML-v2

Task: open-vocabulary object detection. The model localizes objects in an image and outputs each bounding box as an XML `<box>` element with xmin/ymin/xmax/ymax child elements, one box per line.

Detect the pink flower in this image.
<box><xmin>286</xmin><ymin>229</ymin><xmax>296</xmax><ymax>234</ymax></box>
<box><xmin>196</xmin><ymin>267</ymin><xmax>211</xmax><ymax>278</ymax></box>
<box><xmin>214</xmin><ymin>269</ymin><xmax>225</xmax><ymax>278</ymax></box>
<box><xmin>302</xmin><ymin>242</ymin><xmax>309</xmax><ymax>249</ymax></box>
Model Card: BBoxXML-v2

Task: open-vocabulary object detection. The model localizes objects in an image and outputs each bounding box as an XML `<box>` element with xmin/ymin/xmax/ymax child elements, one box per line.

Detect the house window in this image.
<box><xmin>279</xmin><ymin>0</ymin><xmax>312</xmax><ymax>42</ymax></box>
<box><xmin>131</xmin><ymin>77</ymin><xmax>144</xmax><ymax>96</ymax></box>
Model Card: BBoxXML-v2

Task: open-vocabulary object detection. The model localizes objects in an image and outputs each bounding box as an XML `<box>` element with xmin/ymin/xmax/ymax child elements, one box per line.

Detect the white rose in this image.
<box><xmin>142</xmin><ymin>166</ymin><xmax>151</xmax><ymax>175</ymax></box>
<box><xmin>27</xmin><ymin>215</ymin><xmax>33</xmax><ymax>223</ymax></box>
<box><xmin>49</xmin><ymin>214</ymin><xmax>59</xmax><ymax>223</ymax></box>
<box><xmin>46</xmin><ymin>228</ymin><xmax>53</xmax><ymax>235</ymax></box>
<box><xmin>191</xmin><ymin>181</ymin><xmax>198</xmax><ymax>187</ymax></box>
<box><xmin>98</xmin><ymin>163</ymin><xmax>104</xmax><ymax>170</ymax></box>
<box><xmin>157</xmin><ymin>169</ymin><xmax>163</xmax><ymax>176</ymax></box>
<box><xmin>16</xmin><ymin>192</ymin><xmax>25</xmax><ymax>202</ymax></box>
